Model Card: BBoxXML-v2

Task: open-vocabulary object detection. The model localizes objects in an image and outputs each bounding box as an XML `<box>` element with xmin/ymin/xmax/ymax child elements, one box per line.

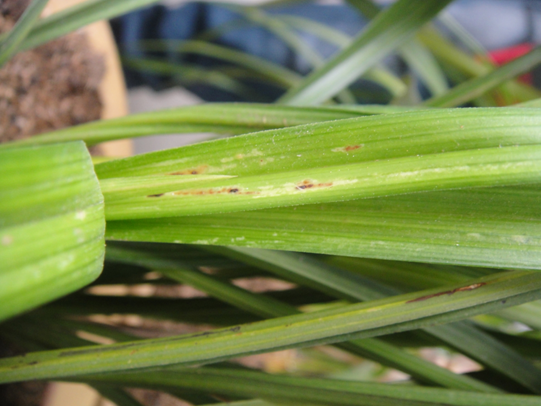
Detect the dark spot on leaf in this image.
<box><xmin>173</xmin><ymin>187</ymin><xmax>257</xmax><ymax>196</ymax></box>
<box><xmin>296</xmin><ymin>180</ymin><xmax>333</xmax><ymax>191</ymax></box>
<box><xmin>406</xmin><ymin>283</ymin><xmax>486</xmax><ymax>303</ymax></box>
<box><xmin>169</xmin><ymin>165</ymin><xmax>208</xmax><ymax>175</ymax></box>
<box><xmin>147</xmin><ymin>193</ymin><xmax>164</xmax><ymax>198</ymax></box>
<box><xmin>344</xmin><ymin>145</ymin><xmax>361</xmax><ymax>151</ymax></box>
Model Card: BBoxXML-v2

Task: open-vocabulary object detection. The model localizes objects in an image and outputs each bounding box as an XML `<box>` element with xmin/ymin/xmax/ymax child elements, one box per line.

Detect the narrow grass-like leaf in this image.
<box><xmin>0</xmin><ymin>103</ymin><xmax>407</xmax><ymax>148</ymax></box>
<box><xmin>418</xmin><ymin>27</ymin><xmax>541</xmax><ymax>103</ymax></box>
<box><xmin>111</xmin><ymin>248</ymin><xmax>496</xmax><ymax>392</ymax></box>
<box><xmin>83</xmin><ymin>367</ymin><xmax>541</xmax><ymax>406</ymax></box>
<box><xmin>0</xmin><ymin>0</ymin><xmax>49</xmax><ymax>67</ymax></box>
<box><xmin>123</xmin><ymin>57</ymin><xmax>261</xmax><ymax>100</ymax></box>
<box><xmin>399</xmin><ymin>40</ymin><xmax>448</xmax><ymax>96</ymax></box>
<box><xmin>91</xmin><ymin>385</ymin><xmax>146</xmax><ymax>406</ymax></box>
<box><xmin>1</xmin><ymin>271</ymin><xmax>541</xmax><ymax>383</ymax></box>
<box><xmin>425</xmin><ymin>46</ymin><xmax>541</xmax><ymax>107</ymax></box>
<box><xmin>10</xmin><ymin>0</ymin><xmax>161</xmax><ymax>52</ymax></box>
<box><xmin>275</xmin><ymin>14</ymin><xmax>407</xmax><ymax>98</ymax></box>
<box><xmin>331</xmin><ymin>256</ymin><xmax>541</xmax><ymax>331</ymax></box>
<box><xmin>279</xmin><ymin>0</ymin><xmax>452</xmax><ymax>105</ymax></box>
<box><xmin>212</xmin><ymin>247</ymin><xmax>541</xmax><ymax>393</ymax></box>
<box><xmin>0</xmin><ymin>142</ymin><xmax>104</xmax><ymax>321</ymax></box>
<box><xmin>346</xmin><ymin>0</ymin><xmax>447</xmax><ymax>97</ymax></box>
<box><xmin>138</xmin><ymin>40</ymin><xmax>302</xmax><ymax>88</ymax></box>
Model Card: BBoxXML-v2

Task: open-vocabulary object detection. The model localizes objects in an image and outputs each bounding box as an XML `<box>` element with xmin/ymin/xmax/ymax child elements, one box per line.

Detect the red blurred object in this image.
<box><xmin>489</xmin><ymin>43</ymin><xmax>534</xmax><ymax>84</ymax></box>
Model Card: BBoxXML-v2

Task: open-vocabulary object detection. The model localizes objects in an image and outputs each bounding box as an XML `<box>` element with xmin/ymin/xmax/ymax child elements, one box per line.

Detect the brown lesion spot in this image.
<box><xmin>406</xmin><ymin>282</ymin><xmax>486</xmax><ymax>303</ymax></box>
<box><xmin>147</xmin><ymin>193</ymin><xmax>164</xmax><ymax>198</ymax></box>
<box><xmin>296</xmin><ymin>180</ymin><xmax>333</xmax><ymax>191</ymax></box>
<box><xmin>333</xmin><ymin>145</ymin><xmax>363</xmax><ymax>153</ymax></box>
<box><xmin>169</xmin><ymin>165</ymin><xmax>208</xmax><ymax>175</ymax></box>
<box><xmin>173</xmin><ymin>186</ymin><xmax>257</xmax><ymax>196</ymax></box>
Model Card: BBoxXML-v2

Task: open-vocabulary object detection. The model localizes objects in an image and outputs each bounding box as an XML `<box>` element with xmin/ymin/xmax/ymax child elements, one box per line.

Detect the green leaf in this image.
<box><xmin>275</xmin><ymin>14</ymin><xmax>407</xmax><ymax>98</ymax></box>
<box><xmin>137</xmin><ymin>40</ymin><xmax>302</xmax><ymax>88</ymax></box>
<box><xmin>91</xmin><ymin>385</ymin><xmax>146</xmax><ymax>406</ymax></box>
<box><xmin>418</xmin><ymin>27</ymin><xmax>541</xmax><ymax>104</ymax></box>
<box><xmin>346</xmin><ymin>0</ymin><xmax>447</xmax><ymax>97</ymax></box>
<box><xmin>10</xmin><ymin>0</ymin><xmax>161</xmax><ymax>52</ymax></box>
<box><xmin>81</xmin><ymin>367</ymin><xmax>541</xmax><ymax>406</ymax></box>
<box><xmin>0</xmin><ymin>0</ymin><xmax>49</xmax><ymax>67</ymax></box>
<box><xmin>122</xmin><ymin>57</ymin><xmax>263</xmax><ymax>100</ymax></box>
<box><xmin>93</xmin><ymin>108</ymin><xmax>541</xmax><ymax>180</ymax></box>
<box><xmin>425</xmin><ymin>46</ymin><xmax>541</xmax><ymax>107</ymax></box>
<box><xmin>399</xmin><ymin>40</ymin><xmax>448</xmax><ymax>96</ymax></box>
<box><xmin>106</xmin><ymin>184</ymin><xmax>541</xmax><ymax>270</ymax></box>
<box><xmin>104</xmin><ymin>144</ymin><xmax>541</xmax><ymax>220</ymax></box>
<box><xmin>1</xmin><ymin>103</ymin><xmax>407</xmax><ymax>148</ymax></box>
<box><xmin>0</xmin><ymin>142</ymin><xmax>104</xmax><ymax>321</ymax></box>
<box><xmin>279</xmin><ymin>0</ymin><xmax>452</xmax><ymax>105</ymax></box>
<box><xmin>211</xmin><ymin>247</ymin><xmax>541</xmax><ymax>394</ymax></box>
<box><xmin>1</xmin><ymin>270</ymin><xmax>540</xmax><ymax>383</ymax></box>
<box><xmin>105</xmin><ymin>245</ymin><xmax>495</xmax><ymax>391</ymax></box>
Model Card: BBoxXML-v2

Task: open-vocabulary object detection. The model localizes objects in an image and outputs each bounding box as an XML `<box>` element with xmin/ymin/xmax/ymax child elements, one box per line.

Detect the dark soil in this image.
<box><xmin>0</xmin><ymin>0</ymin><xmax>104</xmax><ymax>143</ymax></box>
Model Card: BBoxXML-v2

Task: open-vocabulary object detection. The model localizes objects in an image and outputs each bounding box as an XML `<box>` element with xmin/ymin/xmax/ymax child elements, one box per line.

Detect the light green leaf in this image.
<box><xmin>93</xmin><ymin>108</ymin><xmax>541</xmax><ymax>180</ymax></box>
<box><xmin>104</xmin><ymin>144</ymin><xmax>541</xmax><ymax>220</ymax></box>
<box><xmin>0</xmin><ymin>142</ymin><xmax>104</xmax><ymax>321</ymax></box>
<box><xmin>106</xmin><ymin>185</ymin><xmax>541</xmax><ymax>270</ymax></box>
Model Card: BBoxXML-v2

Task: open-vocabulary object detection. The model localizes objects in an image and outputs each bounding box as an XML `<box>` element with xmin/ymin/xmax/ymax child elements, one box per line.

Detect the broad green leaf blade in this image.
<box><xmin>0</xmin><ymin>142</ymin><xmax>105</xmax><ymax>321</ymax></box>
<box><xmin>105</xmin><ymin>185</ymin><xmax>541</xmax><ymax>270</ymax></box>
<box><xmin>278</xmin><ymin>0</ymin><xmax>452</xmax><ymax>105</ymax></box>
<box><xmin>0</xmin><ymin>103</ymin><xmax>404</xmax><ymax>148</ymax></box>
<box><xmin>81</xmin><ymin>367</ymin><xmax>541</xmax><ymax>406</ymax></box>
<box><xmin>93</xmin><ymin>108</ymin><xmax>541</xmax><ymax>180</ymax></box>
<box><xmin>425</xmin><ymin>46</ymin><xmax>541</xmax><ymax>107</ymax></box>
<box><xmin>11</xmin><ymin>0</ymin><xmax>161</xmax><ymax>52</ymax></box>
<box><xmin>0</xmin><ymin>0</ymin><xmax>49</xmax><ymax>67</ymax></box>
<box><xmin>104</xmin><ymin>144</ymin><xmax>541</xmax><ymax>220</ymax></box>
<box><xmin>1</xmin><ymin>270</ymin><xmax>540</xmax><ymax>383</ymax></box>
<box><xmin>105</xmin><ymin>245</ymin><xmax>495</xmax><ymax>392</ymax></box>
